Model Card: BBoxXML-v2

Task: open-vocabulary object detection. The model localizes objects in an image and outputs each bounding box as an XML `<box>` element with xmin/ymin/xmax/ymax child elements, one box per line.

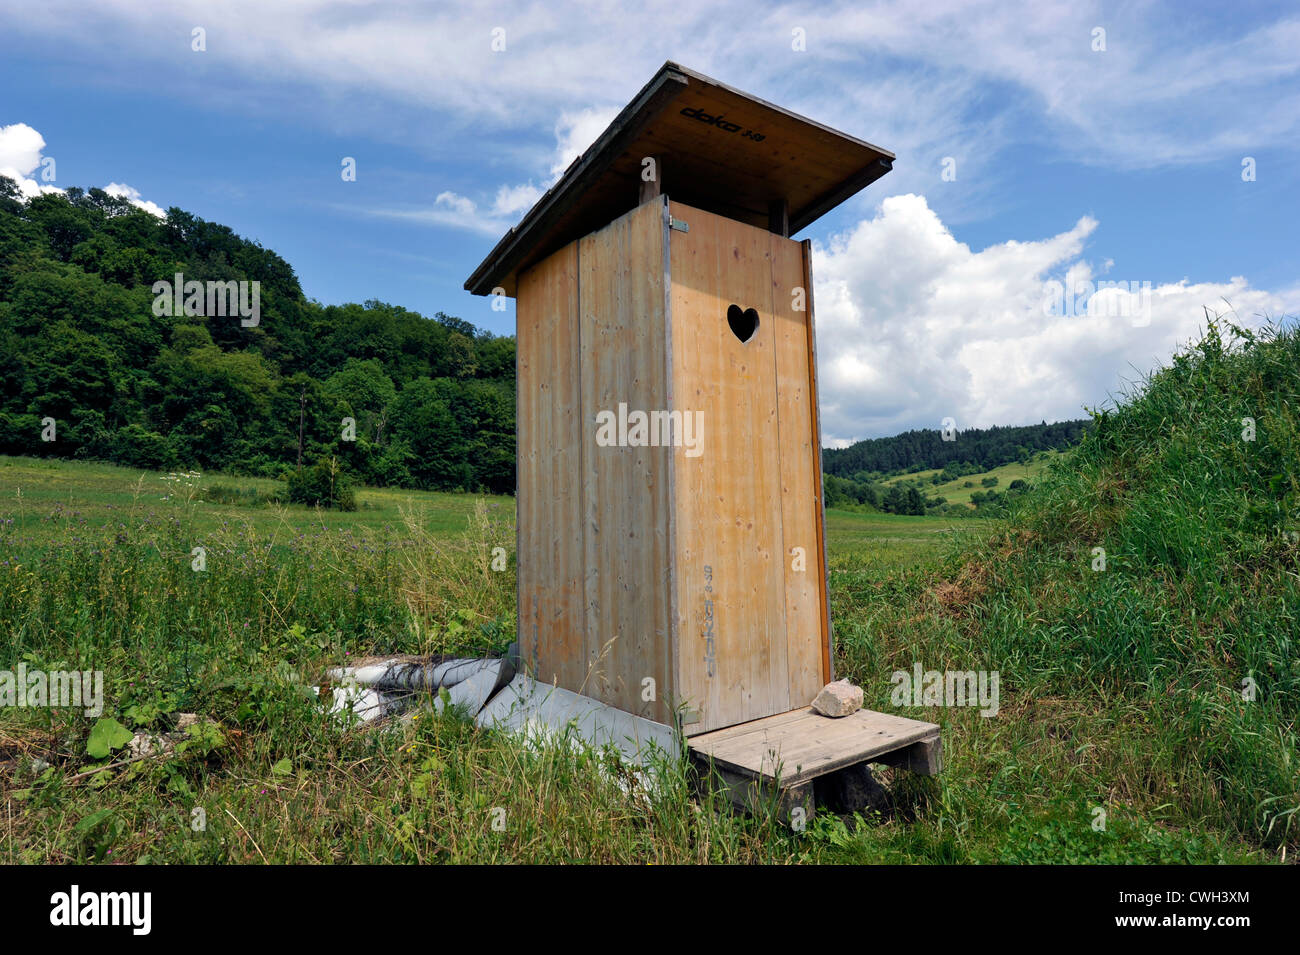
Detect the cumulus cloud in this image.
<box><xmin>813</xmin><ymin>194</ymin><xmax>1292</xmax><ymax>443</ymax></box>
<box><xmin>0</xmin><ymin>122</ymin><xmax>61</xmax><ymax>198</ymax></box>
<box><xmin>1</xmin><ymin>123</ymin><xmax>168</xmax><ymax>215</ymax></box>
<box><xmin>104</xmin><ymin>182</ymin><xmax>165</xmax><ymax>218</ymax></box>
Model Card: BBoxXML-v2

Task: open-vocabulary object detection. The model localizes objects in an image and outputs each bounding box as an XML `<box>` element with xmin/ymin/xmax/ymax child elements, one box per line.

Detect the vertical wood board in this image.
<box><xmin>770</xmin><ymin>235</ymin><xmax>827</xmax><ymax>707</ymax></box>
<box><xmin>515</xmin><ymin>244</ymin><xmax>584</xmax><ymax>692</ymax></box>
<box><xmin>578</xmin><ymin>200</ymin><xmax>674</xmax><ymax>722</ymax></box>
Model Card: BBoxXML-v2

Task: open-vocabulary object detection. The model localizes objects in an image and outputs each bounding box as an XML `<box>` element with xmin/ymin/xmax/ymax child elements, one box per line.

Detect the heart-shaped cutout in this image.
<box><xmin>727</xmin><ymin>304</ymin><xmax>760</xmax><ymax>343</ymax></box>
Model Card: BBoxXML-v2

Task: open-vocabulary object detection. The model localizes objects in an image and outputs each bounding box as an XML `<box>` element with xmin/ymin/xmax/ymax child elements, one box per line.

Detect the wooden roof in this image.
<box><xmin>465</xmin><ymin>61</ymin><xmax>894</xmax><ymax>297</ymax></box>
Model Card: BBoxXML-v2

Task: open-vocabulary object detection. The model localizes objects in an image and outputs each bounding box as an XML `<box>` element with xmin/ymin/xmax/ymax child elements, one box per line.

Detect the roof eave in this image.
<box><xmin>464</xmin><ymin>63</ymin><xmax>690</xmax><ymax>297</ymax></box>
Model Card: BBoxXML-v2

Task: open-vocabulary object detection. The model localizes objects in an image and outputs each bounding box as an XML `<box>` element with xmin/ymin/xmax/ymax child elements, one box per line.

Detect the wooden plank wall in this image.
<box><xmin>517</xmin><ymin>199</ymin><xmax>827</xmax><ymax>735</ymax></box>
<box><xmin>517</xmin><ymin>201</ymin><xmax>676</xmax><ymax>725</ymax></box>
<box><xmin>577</xmin><ymin>200</ymin><xmax>675</xmax><ymax>723</ymax></box>
<box><xmin>515</xmin><ymin>244</ymin><xmax>584</xmax><ymax>692</ymax></box>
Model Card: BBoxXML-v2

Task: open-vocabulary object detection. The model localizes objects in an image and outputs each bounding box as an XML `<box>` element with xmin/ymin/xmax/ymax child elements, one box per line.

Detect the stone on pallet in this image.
<box><xmin>811</xmin><ymin>679</ymin><xmax>863</xmax><ymax>717</ymax></box>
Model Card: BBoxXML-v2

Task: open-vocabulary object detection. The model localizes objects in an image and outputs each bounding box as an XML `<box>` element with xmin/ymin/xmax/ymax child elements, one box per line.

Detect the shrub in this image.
<box><xmin>284</xmin><ymin>456</ymin><xmax>357</xmax><ymax>510</ymax></box>
<box><xmin>111</xmin><ymin>424</ymin><xmax>175</xmax><ymax>470</ymax></box>
<box><xmin>204</xmin><ymin>482</ymin><xmax>285</xmax><ymax>507</ymax></box>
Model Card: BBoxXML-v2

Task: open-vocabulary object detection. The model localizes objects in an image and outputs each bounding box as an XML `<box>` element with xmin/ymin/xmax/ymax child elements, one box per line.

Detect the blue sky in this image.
<box><xmin>2</xmin><ymin>1</ymin><xmax>1297</xmax><ymax>442</ymax></box>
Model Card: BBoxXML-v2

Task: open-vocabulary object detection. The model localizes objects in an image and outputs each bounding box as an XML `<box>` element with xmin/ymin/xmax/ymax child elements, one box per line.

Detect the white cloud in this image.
<box><xmin>104</xmin><ymin>181</ymin><xmax>165</xmax><ymax>218</ymax></box>
<box><xmin>549</xmin><ymin>107</ymin><xmax>620</xmax><ymax>181</ymax></box>
<box><xmin>0</xmin><ymin>122</ymin><xmax>45</xmax><ymax>176</ymax></box>
<box><xmin>370</xmin><ymin>106</ymin><xmax>616</xmax><ymax>236</ymax></box>
<box><xmin>365</xmin><ymin>191</ymin><xmax>516</xmax><ymax>236</ymax></box>
<box><xmin>5</xmin><ymin>3</ymin><xmax>1296</xmax><ymax>244</ymax></box>
<box><xmin>813</xmin><ymin>194</ymin><xmax>1293</xmax><ymax>444</ymax></box>
<box><xmin>781</xmin><ymin>2</ymin><xmax>1300</xmax><ymax>171</ymax></box>
<box><xmin>2</xmin><ymin>1</ymin><xmax>1294</xmax><ymax>176</ymax></box>
<box><xmin>3</xmin><ymin>6</ymin><xmax>1292</xmax><ymax>442</ymax></box>
<box><xmin>1</xmin><ymin>123</ymin><xmax>168</xmax><ymax>214</ymax></box>
<box><xmin>3</xmin><ymin>0</ymin><xmax>1292</xmax><ymax>260</ymax></box>
<box><xmin>0</xmin><ymin>122</ymin><xmax>61</xmax><ymax>198</ymax></box>
<box><xmin>491</xmin><ymin>182</ymin><xmax>542</xmax><ymax>218</ymax></box>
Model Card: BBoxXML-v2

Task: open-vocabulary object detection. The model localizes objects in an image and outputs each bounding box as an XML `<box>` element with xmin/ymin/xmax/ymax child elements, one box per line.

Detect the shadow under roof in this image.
<box><xmin>465</xmin><ymin>61</ymin><xmax>895</xmax><ymax>297</ymax></box>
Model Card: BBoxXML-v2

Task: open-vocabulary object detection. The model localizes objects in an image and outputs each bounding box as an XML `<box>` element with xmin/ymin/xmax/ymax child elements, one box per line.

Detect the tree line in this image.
<box><xmin>820</xmin><ymin>422</ymin><xmax>1090</xmax><ymax>515</ymax></box>
<box><xmin>0</xmin><ymin>178</ymin><xmax>515</xmax><ymax>495</ymax></box>
<box><xmin>823</xmin><ymin>420</ymin><xmax>1090</xmax><ymax>480</ymax></box>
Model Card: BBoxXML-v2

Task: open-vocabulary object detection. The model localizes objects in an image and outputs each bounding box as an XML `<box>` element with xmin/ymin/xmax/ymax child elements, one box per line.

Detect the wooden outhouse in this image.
<box><xmin>466</xmin><ymin>62</ymin><xmax>894</xmax><ymax>736</ymax></box>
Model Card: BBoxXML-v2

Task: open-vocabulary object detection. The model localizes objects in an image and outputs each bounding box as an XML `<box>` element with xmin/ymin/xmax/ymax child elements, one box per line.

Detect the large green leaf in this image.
<box><xmin>86</xmin><ymin>717</ymin><xmax>133</xmax><ymax>759</ymax></box>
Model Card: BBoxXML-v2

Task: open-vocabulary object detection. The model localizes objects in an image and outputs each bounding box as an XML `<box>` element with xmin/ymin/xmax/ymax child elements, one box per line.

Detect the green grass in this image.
<box><xmin>1</xmin><ymin>317</ymin><xmax>1295</xmax><ymax>863</ymax></box>
<box><xmin>824</xmin><ymin>509</ymin><xmax>977</xmax><ymax>569</ymax></box>
<box><xmin>0</xmin><ymin>455</ymin><xmax>504</xmax><ymax>538</ymax></box>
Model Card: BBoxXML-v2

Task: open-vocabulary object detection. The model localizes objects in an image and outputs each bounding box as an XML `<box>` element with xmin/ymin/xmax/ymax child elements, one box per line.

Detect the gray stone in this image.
<box><xmin>811</xmin><ymin>679</ymin><xmax>863</xmax><ymax>717</ymax></box>
<box><xmin>128</xmin><ymin>732</ymin><xmax>172</xmax><ymax>759</ymax></box>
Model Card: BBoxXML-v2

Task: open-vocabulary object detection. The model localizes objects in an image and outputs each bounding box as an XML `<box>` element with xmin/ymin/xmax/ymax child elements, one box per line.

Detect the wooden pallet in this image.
<box><xmin>687</xmin><ymin>706</ymin><xmax>941</xmax><ymax>820</ymax></box>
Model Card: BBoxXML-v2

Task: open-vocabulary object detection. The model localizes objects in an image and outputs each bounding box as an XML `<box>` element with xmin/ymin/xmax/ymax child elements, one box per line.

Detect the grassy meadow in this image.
<box><xmin>881</xmin><ymin>454</ymin><xmax>1056</xmax><ymax>507</ymax></box>
<box><xmin>1</xmin><ymin>319</ymin><xmax>1296</xmax><ymax>864</ymax></box>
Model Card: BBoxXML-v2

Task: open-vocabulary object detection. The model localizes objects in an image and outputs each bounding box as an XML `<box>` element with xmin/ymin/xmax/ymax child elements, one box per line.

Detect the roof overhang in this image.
<box><xmin>465</xmin><ymin>61</ymin><xmax>895</xmax><ymax>297</ymax></box>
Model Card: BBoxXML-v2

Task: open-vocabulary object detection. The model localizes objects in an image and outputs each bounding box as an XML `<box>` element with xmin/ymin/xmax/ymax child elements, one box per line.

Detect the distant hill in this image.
<box><xmin>823</xmin><ymin>419</ymin><xmax>1091</xmax><ymax>479</ymax></box>
<box><xmin>0</xmin><ymin>177</ymin><xmax>515</xmax><ymax>494</ymax></box>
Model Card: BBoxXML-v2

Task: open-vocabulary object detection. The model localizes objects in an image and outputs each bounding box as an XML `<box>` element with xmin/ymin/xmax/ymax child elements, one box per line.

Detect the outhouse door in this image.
<box><xmin>669</xmin><ymin>201</ymin><xmax>831</xmax><ymax>735</ymax></box>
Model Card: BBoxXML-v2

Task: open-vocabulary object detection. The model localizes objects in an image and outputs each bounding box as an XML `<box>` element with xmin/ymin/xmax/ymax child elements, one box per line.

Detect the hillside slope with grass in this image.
<box><xmin>834</xmin><ymin>316</ymin><xmax>1298</xmax><ymax>860</ymax></box>
<box><xmin>1013</xmin><ymin>317</ymin><xmax>1299</xmax><ymax>849</ymax></box>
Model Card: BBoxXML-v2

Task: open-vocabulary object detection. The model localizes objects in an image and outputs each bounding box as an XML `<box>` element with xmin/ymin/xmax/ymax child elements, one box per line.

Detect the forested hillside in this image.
<box><xmin>823</xmin><ymin>419</ymin><xmax>1090</xmax><ymax>478</ymax></box>
<box><xmin>0</xmin><ymin>177</ymin><xmax>516</xmax><ymax>494</ymax></box>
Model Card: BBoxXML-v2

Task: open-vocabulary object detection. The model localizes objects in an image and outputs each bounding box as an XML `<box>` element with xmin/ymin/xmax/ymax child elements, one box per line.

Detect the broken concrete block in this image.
<box><xmin>811</xmin><ymin>679</ymin><xmax>863</xmax><ymax>718</ymax></box>
<box><xmin>128</xmin><ymin>732</ymin><xmax>172</xmax><ymax>759</ymax></box>
<box><xmin>476</xmin><ymin>673</ymin><xmax>678</xmax><ymax>768</ymax></box>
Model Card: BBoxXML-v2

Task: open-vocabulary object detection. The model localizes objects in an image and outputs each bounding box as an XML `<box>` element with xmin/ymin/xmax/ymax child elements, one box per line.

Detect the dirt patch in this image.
<box><xmin>928</xmin><ymin>561</ymin><xmax>991</xmax><ymax>616</ymax></box>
